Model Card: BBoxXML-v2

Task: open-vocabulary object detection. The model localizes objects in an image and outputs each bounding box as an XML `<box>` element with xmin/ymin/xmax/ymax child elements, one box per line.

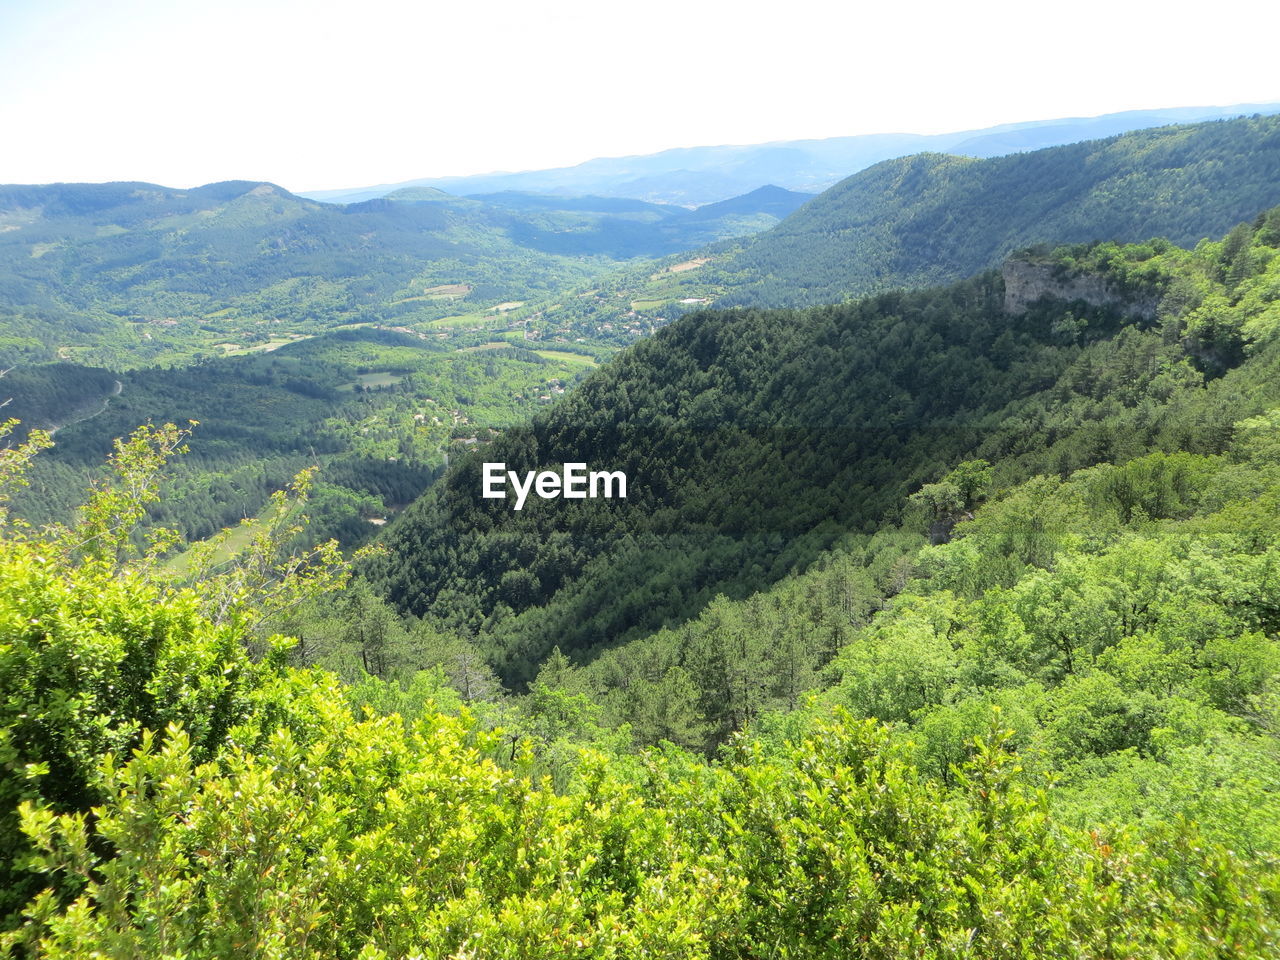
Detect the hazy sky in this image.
<box><xmin>2</xmin><ymin>0</ymin><xmax>1277</xmax><ymax>192</ymax></box>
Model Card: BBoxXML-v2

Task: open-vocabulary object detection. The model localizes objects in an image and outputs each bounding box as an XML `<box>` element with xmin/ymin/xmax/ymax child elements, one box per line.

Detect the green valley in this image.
<box><xmin>4</xmin><ymin>326</ymin><xmax>604</xmax><ymax>551</ymax></box>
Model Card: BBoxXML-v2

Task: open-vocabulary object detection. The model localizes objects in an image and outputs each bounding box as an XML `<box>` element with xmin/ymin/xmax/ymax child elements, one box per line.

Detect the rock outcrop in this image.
<box><xmin>1002</xmin><ymin>258</ymin><xmax>1158</xmax><ymax>320</ymax></box>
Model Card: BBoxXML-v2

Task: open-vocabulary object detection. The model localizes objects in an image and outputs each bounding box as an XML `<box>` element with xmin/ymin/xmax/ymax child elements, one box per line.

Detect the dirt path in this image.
<box><xmin>48</xmin><ymin>380</ymin><xmax>122</xmax><ymax>436</ymax></box>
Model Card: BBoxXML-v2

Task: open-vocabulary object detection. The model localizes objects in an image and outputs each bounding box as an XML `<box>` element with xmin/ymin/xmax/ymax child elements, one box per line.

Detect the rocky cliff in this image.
<box><xmin>1002</xmin><ymin>258</ymin><xmax>1158</xmax><ymax>319</ymax></box>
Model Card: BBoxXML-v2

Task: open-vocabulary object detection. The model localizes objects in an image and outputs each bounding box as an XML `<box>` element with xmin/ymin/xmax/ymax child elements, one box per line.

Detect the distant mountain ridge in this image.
<box><xmin>709</xmin><ymin>114</ymin><xmax>1280</xmax><ymax>308</ymax></box>
<box><xmin>0</xmin><ymin>177</ymin><xmax>808</xmax><ymax>365</ymax></box>
<box><xmin>302</xmin><ymin>103</ymin><xmax>1280</xmax><ymax>206</ymax></box>
<box><xmin>594</xmin><ymin>113</ymin><xmax>1280</xmax><ymax>318</ymax></box>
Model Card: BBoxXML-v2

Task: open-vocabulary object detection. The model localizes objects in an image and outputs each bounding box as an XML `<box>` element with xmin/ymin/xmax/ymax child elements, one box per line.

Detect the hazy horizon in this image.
<box><xmin>3</xmin><ymin>0</ymin><xmax>1279</xmax><ymax>192</ymax></box>
<box><xmin>3</xmin><ymin>101</ymin><xmax>1278</xmax><ymax>198</ymax></box>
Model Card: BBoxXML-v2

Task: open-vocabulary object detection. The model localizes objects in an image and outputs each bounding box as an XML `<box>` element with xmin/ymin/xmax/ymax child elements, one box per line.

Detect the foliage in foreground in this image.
<box><xmin>1</xmin><ymin>430</ymin><xmax>1278</xmax><ymax>957</ymax></box>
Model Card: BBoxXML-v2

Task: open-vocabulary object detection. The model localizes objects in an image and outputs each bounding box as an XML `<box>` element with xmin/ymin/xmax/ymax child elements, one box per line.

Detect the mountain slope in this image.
<box><xmin>366</xmin><ymin>207</ymin><xmax>1280</xmax><ymax>685</ymax></box>
<box><xmin>684</xmin><ymin>185</ymin><xmax>812</xmax><ymax>221</ymax></box>
<box><xmin>603</xmin><ymin>114</ymin><xmax>1280</xmax><ymax>315</ymax></box>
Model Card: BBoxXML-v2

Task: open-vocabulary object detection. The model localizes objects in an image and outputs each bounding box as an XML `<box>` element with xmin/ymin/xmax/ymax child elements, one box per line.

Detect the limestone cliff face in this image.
<box><xmin>1002</xmin><ymin>258</ymin><xmax>1158</xmax><ymax>320</ymax></box>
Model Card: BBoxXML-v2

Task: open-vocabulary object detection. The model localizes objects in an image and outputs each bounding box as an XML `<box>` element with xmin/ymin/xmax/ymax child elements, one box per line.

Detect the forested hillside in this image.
<box><xmin>0</xmin><ymin>170</ymin><xmax>804</xmax><ymax>550</ymax></box>
<box><xmin>597</xmin><ymin>114</ymin><xmax>1280</xmax><ymax>316</ymax></box>
<box><xmin>368</xmin><ymin>206</ymin><xmax>1280</xmax><ymax>687</ymax></box>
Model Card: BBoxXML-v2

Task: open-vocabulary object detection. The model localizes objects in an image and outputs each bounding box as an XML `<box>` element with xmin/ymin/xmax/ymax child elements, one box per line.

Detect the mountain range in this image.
<box><xmin>707</xmin><ymin>113</ymin><xmax>1280</xmax><ymax>306</ymax></box>
<box><xmin>0</xmin><ymin>179</ymin><xmax>809</xmax><ymax>367</ymax></box>
<box><xmin>302</xmin><ymin>103</ymin><xmax>1280</xmax><ymax>206</ymax></box>
<box><xmin>592</xmin><ymin>113</ymin><xmax>1280</xmax><ymax>322</ymax></box>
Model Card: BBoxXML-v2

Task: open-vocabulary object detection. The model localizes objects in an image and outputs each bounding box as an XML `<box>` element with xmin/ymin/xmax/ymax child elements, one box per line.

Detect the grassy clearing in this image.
<box><xmin>395</xmin><ymin>284</ymin><xmax>473</xmax><ymax>304</ymax></box>
<box><xmin>456</xmin><ymin>342</ymin><xmax>515</xmax><ymax>353</ymax></box>
<box><xmin>534</xmin><ymin>349</ymin><xmax>598</xmax><ymax>367</ymax></box>
<box><xmin>162</xmin><ymin>515</ymin><xmax>263</xmax><ymax>576</ymax></box>
<box><xmin>338</xmin><ymin>371</ymin><xmax>405</xmax><ymax>391</ymax></box>
<box><xmin>650</xmin><ymin>257</ymin><xmax>708</xmax><ymax>279</ymax></box>
<box><xmin>426</xmin><ymin>312</ymin><xmax>507</xmax><ymax>330</ymax></box>
<box><xmin>216</xmin><ymin>336</ymin><xmax>310</xmax><ymax>357</ymax></box>
<box><xmin>423</xmin><ymin>283</ymin><xmax>472</xmax><ymax>298</ymax></box>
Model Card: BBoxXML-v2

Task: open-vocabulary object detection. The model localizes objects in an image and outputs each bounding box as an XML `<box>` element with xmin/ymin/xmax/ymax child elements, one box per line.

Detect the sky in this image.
<box><xmin>1</xmin><ymin>0</ymin><xmax>1277</xmax><ymax>193</ymax></box>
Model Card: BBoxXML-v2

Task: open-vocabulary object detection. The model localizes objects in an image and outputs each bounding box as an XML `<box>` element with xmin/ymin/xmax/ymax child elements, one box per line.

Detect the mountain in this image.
<box><xmin>684</xmin><ymin>184</ymin><xmax>813</xmax><ymax>221</ymax></box>
<box><xmin>597</xmin><ymin>114</ymin><xmax>1280</xmax><ymax>319</ymax></box>
<box><xmin>302</xmin><ymin>103</ymin><xmax>1280</xmax><ymax>206</ymax></box>
<box><xmin>430</xmin><ymin>187</ymin><xmax>814</xmax><ymax>257</ymax></box>
<box><xmin>366</xmin><ymin>207</ymin><xmax>1280</xmax><ymax>686</ymax></box>
<box><xmin>0</xmin><ymin>179</ymin><xmax>801</xmax><ymax>368</ymax></box>
<box><xmin>0</xmin><ymin>176</ymin><xmax>814</xmax><ymax>556</ymax></box>
<box><xmin>8</xmin><ymin>113</ymin><xmax>1278</xmax><ymax>372</ymax></box>
<box><xmin>0</xmin><ymin>179</ymin><xmax>592</xmax><ymax>365</ymax></box>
